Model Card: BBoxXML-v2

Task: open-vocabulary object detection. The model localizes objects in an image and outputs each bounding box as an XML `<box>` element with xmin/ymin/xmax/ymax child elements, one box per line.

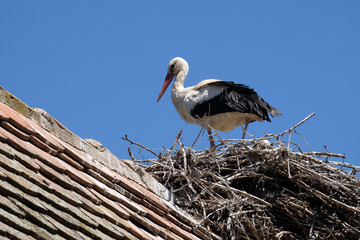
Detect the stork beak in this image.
<box><xmin>157</xmin><ymin>72</ymin><xmax>175</xmax><ymax>102</ymax></box>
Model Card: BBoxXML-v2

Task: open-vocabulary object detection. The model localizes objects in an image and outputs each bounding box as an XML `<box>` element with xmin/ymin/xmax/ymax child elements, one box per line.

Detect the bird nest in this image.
<box><xmin>124</xmin><ymin>113</ymin><xmax>360</xmax><ymax>240</ymax></box>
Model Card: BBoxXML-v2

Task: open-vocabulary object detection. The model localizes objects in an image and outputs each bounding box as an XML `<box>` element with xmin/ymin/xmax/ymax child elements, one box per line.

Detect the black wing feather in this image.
<box><xmin>190</xmin><ymin>81</ymin><xmax>280</xmax><ymax>122</ymax></box>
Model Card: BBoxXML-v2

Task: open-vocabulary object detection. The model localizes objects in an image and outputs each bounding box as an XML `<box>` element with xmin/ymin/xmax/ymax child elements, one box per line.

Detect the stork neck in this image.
<box><xmin>172</xmin><ymin>70</ymin><xmax>187</xmax><ymax>91</ymax></box>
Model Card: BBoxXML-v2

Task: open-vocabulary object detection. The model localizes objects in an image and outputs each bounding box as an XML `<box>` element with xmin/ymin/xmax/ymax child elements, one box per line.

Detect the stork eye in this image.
<box><xmin>170</xmin><ymin>63</ymin><xmax>175</xmax><ymax>72</ymax></box>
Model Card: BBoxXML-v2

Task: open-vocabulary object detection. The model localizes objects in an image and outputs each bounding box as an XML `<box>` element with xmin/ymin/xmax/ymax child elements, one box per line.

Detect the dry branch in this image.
<box><xmin>125</xmin><ymin>114</ymin><xmax>360</xmax><ymax>240</ymax></box>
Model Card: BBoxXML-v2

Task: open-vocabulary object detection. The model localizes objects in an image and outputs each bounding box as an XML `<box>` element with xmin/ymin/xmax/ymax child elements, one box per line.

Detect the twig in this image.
<box><xmin>204</xmin><ymin>181</ymin><xmax>272</xmax><ymax>207</ymax></box>
<box><xmin>192</xmin><ymin>128</ymin><xmax>204</xmax><ymax>148</ymax></box>
<box><xmin>122</xmin><ymin>134</ymin><xmax>159</xmax><ymax>158</ymax></box>
<box><xmin>265</xmin><ymin>112</ymin><xmax>316</xmax><ymax>139</ymax></box>
<box><xmin>170</xmin><ymin>130</ymin><xmax>183</xmax><ymax>151</ymax></box>
<box><xmin>127</xmin><ymin>148</ymin><xmax>136</xmax><ymax>161</ymax></box>
<box><xmin>302</xmin><ymin>152</ymin><xmax>346</xmax><ymax>159</ymax></box>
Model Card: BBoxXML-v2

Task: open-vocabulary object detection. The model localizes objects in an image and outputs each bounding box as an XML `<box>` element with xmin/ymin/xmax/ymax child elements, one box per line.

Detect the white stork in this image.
<box><xmin>157</xmin><ymin>57</ymin><xmax>281</xmax><ymax>147</ymax></box>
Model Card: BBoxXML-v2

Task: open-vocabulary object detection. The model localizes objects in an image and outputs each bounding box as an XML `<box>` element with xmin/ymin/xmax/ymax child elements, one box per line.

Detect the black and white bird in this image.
<box><xmin>157</xmin><ymin>57</ymin><xmax>281</xmax><ymax>147</ymax></box>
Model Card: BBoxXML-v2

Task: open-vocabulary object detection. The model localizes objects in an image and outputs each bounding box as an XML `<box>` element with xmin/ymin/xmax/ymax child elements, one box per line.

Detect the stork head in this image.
<box><xmin>157</xmin><ymin>57</ymin><xmax>189</xmax><ymax>102</ymax></box>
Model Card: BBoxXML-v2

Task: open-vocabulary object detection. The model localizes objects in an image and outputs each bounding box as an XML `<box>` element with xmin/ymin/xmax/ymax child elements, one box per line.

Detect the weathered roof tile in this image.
<box><xmin>0</xmin><ymin>143</ymin><xmax>40</xmax><ymax>171</ymax></box>
<box><xmin>0</xmin><ymin>153</ymin><xmax>44</xmax><ymax>189</ymax></box>
<box><xmin>131</xmin><ymin>213</ymin><xmax>179</xmax><ymax>240</ymax></box>
<box><xmin>42</xmin><ymin>214</ymin><xmax>92</xmax><ymax>240</ymax></box>
<box><xmin>1</xmin><ymin>121</ymin><xmax>30</xmax><ymax>140</ymax></box>
<box><xmin>69</xmin><ymin>179</ymin><xmax>102</xmax><ymax>205</ymax></box>
<box><xmin>0</xmin><ymin>106</ymin><xmax>9</xmax><ymax>120</ymax></box>
<box><xmin>138</xmin><ymin>204</ymin><xmax>172</xmax><ymax>230</ymax></box>
<box><xmin>38</xmin><ymin>174</ymin><xmax>83</xmax><ymax>206</ymax></box>
<box><xmin>0</xmin><ymin>178</ymin><xmax>48</xmax><ymax>212</ymax></box>
<box><xmin>126</xmin><ymin>220</ymin><xmax>159</xmax><ymax>240</ymax></box>
<box><xmin>86</xmin><ymin>168</ymin><xmax>114</xmax><ymax>188</ymax></box>
<box><xmin>0</xmin><ymin>220</ymin><xmax>30</xmax><ymax>240</ymax></box>
<box><xmin>142</xmin><ymin>199</ymin><xmax>166</xmax><ymax>216</ymax></box>
<box><xmin>33</xmin><ymin>158</ymin><xmax>74</xmax><ymax>189</ymax></box>
<box><xmin>62</xmin><ymin>160</ymin><xmax>94</xmax><ymax>187</ymax></box>
<box><xmin>114</xmin><ymin>184</ymin><xmax>143</xmax><ymax>204</ymax></box>
<box><xmin>30</xmin><ymin>142</ymin><xmax>66</xmax><ymax>173</ymax></box>
<box><xmin>57</xmin><ymin>138</ymin><xmax>96</xmax><ymax>169</ymax></box>
<box><xmin>0</xmin><ymin>194</ymin><xmax>25</xmax><ymax>218</ymax></box>
<box><xmin>0</xmin><ymin>102</ymin><xmax>36</xmax><ymax>135</ymax></box>
<box><xmin>26</xmin><ymin>117</ymin><xmax>65</xmax><ymax>152</ymax></box>
<box><xmin>29</xmin><ymin>135</ymin><xmax>57</xmax><ymax>156</ymax></box>
<box><xmin>57</xmin><ymin>152</ymin><xmax>84</xmax><ymax>170</ymax></box>
<box><xmin>0</xmin><ymin>206</ymin><xmax>38</xmax><ymax>237</ymax></box>
<box><xmin>71</xmin><ymin>191</ymin><xmax>104</xmax><ymax>216</ymax></box>
<box><xmin>89</xmin><ymin>187</ymin><xmax>131</xmax><ymax>219</ymax></box>
<box><xmin>83</xmin><ymin>209</ymin><xmax>136</xmax><ymax>240</ymax></box>
<box><xmin>10</xmin><ymin>197</ymin><xmax>58</xmax><ymax>234</ymax></box>
<box><xmin>0</xmin><ymin>126</ymin><xmax>37</xmax><ymax>158</ymax></box>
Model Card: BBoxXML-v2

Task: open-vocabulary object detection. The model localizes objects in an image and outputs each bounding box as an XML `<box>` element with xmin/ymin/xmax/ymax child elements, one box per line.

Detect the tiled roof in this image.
<box><xmin>0</xmin><ymin>87</ymin><xmax>219</xmax><ymax>240</ymax></box>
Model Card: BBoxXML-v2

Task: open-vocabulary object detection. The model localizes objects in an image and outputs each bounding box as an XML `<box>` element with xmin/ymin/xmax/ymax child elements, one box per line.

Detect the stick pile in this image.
<box><xmin>126</xmin><ymin>114</ymin><xmax>360</xmax><ymax>240</ymax></box>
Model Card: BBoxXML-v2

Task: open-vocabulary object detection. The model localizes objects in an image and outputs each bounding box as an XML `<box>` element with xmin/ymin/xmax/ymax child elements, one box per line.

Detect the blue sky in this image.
<box><xmin>1</xmin><ymin>1</ymin><xmax>359</xmax><ymax>167</ymax></box>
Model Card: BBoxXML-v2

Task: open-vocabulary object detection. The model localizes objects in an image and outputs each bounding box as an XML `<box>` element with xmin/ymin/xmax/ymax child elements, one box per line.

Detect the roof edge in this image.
<box><xmin>0</xmin><ymin>86</ymin><xmax>174</xmax><ymax>202</ymax></box>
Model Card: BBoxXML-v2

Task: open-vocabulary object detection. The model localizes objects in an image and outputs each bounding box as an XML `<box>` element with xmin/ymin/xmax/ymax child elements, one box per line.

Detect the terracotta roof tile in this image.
<box><xmin>9</xmin><ymin>197</ymin><xmax>58</xmax><ymax>233</ymax></box>
<box><xmin>114</xmin><ymin>184</ymin><xmax>143</xmax><ymax>204</ymax></box>
<box><xmin>0</xmin><ymin>166</ymin><xmax>6</xmax><ymax>179</ymax></box>
<box><xmin>114</xmin><ymin>171</ymin><xmax>148</xmax><ymax>199</ymax></box>
<box><xmin>0</xmin><ymin>178</ymin><xmax>48</xmax><ymax>212</ymax></box>
<box><xmin>38</xmin><ymin>174</ymin><xmax>83</xmax><ymax>206</ymax></box>
<box><xmin>57</xmin><ymin>152</ymin><xmax>84</xmax><ymax>170</ymax></box>
<box><xmin>0</xmin><ymin>102</ymin><xmax>37</xmax><ymax>135</ymax></box>
<box><xmin>83</xmin><ymin>209</ymin><xmax>137</xmax><ymax>240</ymax></box>
<box><xmin>0</xmin><ymin>153</ymin><xmax>44</xmax><ymax>189</ymax></box>
<box><xmin>30</xmin><ymin>142</ymin><xmax>66</xmax><ymax>173</ymax></box>
<box><xmin>26</xmin><ymin>117</ymin><xmax>65</xmax><ymax>152</ymax></box>
<box><xmin>91</xmin><ymin>162</ymin><xmax>119</xmax><ymax>183</ymax></box>
<box><xmin>33</xmin><ymin>158</ymin><xmax>74</xmax><ymax>189</ymax></box>
<box><xmin>62</xmin><ymin>160</ymin><xmax>94</xmax><ymax>187</ymax></box>
<box><xmin>68</xmin><ymin>179</ymin><xmax>102</xmax><ymax>205</ymax></box>
<box><xmin>0</xmin><ymin>90</ymin><xmax>219</xmax><ymax>240</ymax></box>
<box><xmin>166</xmin><ymin>213</ymin><xmax>193</xmax><ymax>232</ymax></box>
<box><xmin>138</xmin><ymin>204</ymin><xmax>171</xmax><ymax>230</ymax></box>
<box><xmin>0</xmin><ymin>126</ymin><xmax>37</xmax><ymax>158</ymax></box>
<box><xmin>57</xmin><ymin>138</ymin><xmax>96</xmax><ymax>169</ymax></box>
<box><xmin>86</xmin><ymin>168</ymin><xmax>114</xmax><ymax>188</ymax></box>
<box><xmin>1</xmin><ymin>121</ymin><xmax>30</xmax><ymax>140</ymax></box>
<box><xmin>125</xmin><ymin>220</ymin><xmax>159</xmax><ymax>240</ymax></box>
<box><xmin>131</xmin><ymin>213</ymin><xmax>177</xmax><ymax>240</ymax></box>
<box><xmin>142</xmin><ymin>199</ymin><xmax>166</xmax><ymax>216</ymax></box>
<box><xmin>89</xmin><ymin>188</ymin><xmax>131</xmax><ymax>219</ymax></box>
<box><xmin>71</xmin><ymin>191</ymin><xmax>104</xmax><ymax>216</ymax></box>
<box><xmin>0</xmin><ymin>205</ymin><xmax>55</xmax><ymax>240</ymax></box>
<box><xmin>0</xmin><ymin>143</ymin><xmax>40</xmax><ymax>171</ymax></box>
<box><xmin>0</xmin><ymin>128</ymin><xmax>8</xmax><ymax>142</ymax></box>
<box><xmin>0</xmin><ymin>220</ymin><xmax>31</xmax><ymax>240</ymax></box>
<box><xmin>43</xmin><ymin>213</ymin><xmax>90</xmax><ymax>240</ymax></box>
<box><xmin>0</xmin><ymin>194</ymin><xmax>25</xmax><ymax>218</ymax></box>
<box><xmin>41</xmin><ymin>215</ymin><xmax>77</xmax><ymax>240</ymax></box>
<box><xmin>0</xmin><ymin>106</ymin><xmax>9</xmax><ymax>121</ymax></box>
<box><xmin>29</xmin><ymin>135</ymin><xmax>57</xmax><ymax>156</ymax></box>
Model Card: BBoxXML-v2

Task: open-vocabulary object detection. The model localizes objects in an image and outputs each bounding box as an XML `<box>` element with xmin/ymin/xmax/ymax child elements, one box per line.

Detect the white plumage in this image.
<box><xmin>157</xmin><ymin>57</ymin><xmax>281</xmax><ymax>147</ymax></box>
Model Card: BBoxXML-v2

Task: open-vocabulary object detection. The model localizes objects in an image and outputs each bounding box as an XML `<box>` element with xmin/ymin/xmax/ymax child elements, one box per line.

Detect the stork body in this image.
<box><xmin>157</xmin><ymin>57</ymin><xmax>281</xmax><ymax>147</ymax></box>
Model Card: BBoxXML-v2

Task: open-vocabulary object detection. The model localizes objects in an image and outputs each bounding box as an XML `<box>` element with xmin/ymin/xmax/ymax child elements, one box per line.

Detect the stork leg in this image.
<box><xmin>207</xmin><ymin>129</ymin><xmax>215</xmax><ymax>147</ymax></box>
<box><xmin>242</xmin><ymin>120</ymin><xmax>250</xmax><ymax>139</ymax></box>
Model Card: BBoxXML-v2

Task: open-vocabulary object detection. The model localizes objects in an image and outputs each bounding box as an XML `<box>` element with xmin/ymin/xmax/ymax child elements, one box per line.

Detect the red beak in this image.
<box><xmin>156</xmin><ymin>72</ymin><xmax>175</xmax><ymax>102</ymax></box>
